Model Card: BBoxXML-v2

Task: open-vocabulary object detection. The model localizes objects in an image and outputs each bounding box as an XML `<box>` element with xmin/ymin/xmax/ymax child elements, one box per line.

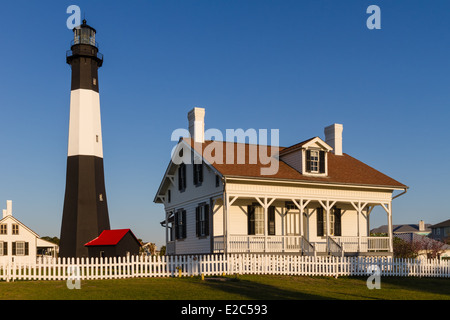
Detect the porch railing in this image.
<box><xmin>327</xmin><ymin>236</ymin><xmax>343</xmax><ymax>257</ymax></box>
<box><xmin>214</xmin><ymin>235</ymin><xmax>316</xmax><ymax>254</ymax></box>
<box><xmin>301</xmin><ymin>237</ymin><xmax>316</xmax><ymax>256</ymax></box>
<box><xmin>213</xmin><ymin>235</ymin><xmax>390</xmax><ymax>254</ymax></box>
<box><xmin>331</xmin><ymin>236</ymin><xmax>390</xmax><ymax>252</ymax></box>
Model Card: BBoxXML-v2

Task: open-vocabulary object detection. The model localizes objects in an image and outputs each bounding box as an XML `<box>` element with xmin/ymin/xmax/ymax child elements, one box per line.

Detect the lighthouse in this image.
<box><xmin>59</xmin><ymin>20</ymin><xmax>111</xmax><ymax>258</ymax></box>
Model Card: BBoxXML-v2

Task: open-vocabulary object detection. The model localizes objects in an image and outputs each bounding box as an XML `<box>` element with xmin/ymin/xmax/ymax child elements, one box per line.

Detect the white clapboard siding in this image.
<box><xmin>0</xmin><ymin>254</ymin><xmax>449</xmax><ymax>281</ymax></box>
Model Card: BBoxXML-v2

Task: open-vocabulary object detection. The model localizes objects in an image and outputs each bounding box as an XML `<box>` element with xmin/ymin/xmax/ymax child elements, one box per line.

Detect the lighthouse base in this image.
<box><xmin>59</xmin><ymin>155</ymin><xmax>111</xmax><ymax>258</ymax></box>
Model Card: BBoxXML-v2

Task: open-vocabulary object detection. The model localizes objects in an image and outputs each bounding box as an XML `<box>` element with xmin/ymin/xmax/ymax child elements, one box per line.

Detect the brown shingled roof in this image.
<box><xmin>183</xmin><ymin>138</ymin><xmax>407</xmax><ymax>189</ymax></box>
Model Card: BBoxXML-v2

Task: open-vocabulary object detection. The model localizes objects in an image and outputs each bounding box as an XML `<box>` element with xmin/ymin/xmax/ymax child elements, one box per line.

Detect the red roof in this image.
<box><xmin>84</xmin><ymin>229</ymin><xmax>140</xmax><ymax>247</ymax></box>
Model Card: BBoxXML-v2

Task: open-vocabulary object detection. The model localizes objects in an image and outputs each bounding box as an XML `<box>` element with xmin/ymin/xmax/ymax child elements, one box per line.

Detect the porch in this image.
<box><xmin>211</xmin><ymin>190</ymin><xmax>395</xmax><ymax>257</ymax></box>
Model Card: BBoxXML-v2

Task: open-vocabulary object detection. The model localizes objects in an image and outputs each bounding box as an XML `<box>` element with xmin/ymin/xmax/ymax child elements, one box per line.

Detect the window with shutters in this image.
<box><xmin>248</xmin><ymin>204</ymin><xmax>264</xmax><ymax>235</ymax></box>
<box><xmin>0</xmin><ymin>241</ymin><xmax>4</xmax><ymax>255</ymax></box>
<box><xmin>193</xmin><ymin>161</ymin><xmax>203</xmax><ymax>187</ymax></box>
<box><xmin>196</xmin><ymin>203</ymin><xmax>209</xmax><ymax>237</ymax></box>
<box><xmin>175</xmin><ymin>209</ymin><xmax>187</xmax><ymax>240</ymax></box>
<box><xmin>305</xmin><ymin>149</ymin><xmax>326</xmax><ymax>174</ymax></box>
<box><xmin>13</xmin><ymin>241</ymin><xmax>28</xmax><ymax>256</ymax></box>
<box><xmin>316</xmin><ymin>207</ymin><xmax>342</xmax><ymax>237</ymax></box>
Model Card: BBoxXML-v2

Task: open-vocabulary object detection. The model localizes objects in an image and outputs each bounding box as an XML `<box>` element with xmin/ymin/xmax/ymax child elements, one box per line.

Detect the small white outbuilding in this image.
<box><xmin>0</xmin><ymin>200</ymin><xmax>58</xmax><ymax>264</ymax></box>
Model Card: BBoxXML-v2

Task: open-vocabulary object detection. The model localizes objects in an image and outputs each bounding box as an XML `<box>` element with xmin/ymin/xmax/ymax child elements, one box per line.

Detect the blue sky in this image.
<box><xmin>0</xmin><ymin>1</ymin><xmax>449</xmax><ymax>248</ymax></box>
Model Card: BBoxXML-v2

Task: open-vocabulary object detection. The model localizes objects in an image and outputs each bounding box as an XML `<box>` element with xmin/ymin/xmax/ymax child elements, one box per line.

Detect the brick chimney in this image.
<box><xmin>3</xmin><ymin>200</ymin><xmax>12</xmax><ymax>218</ymax></box>
<box><xmin>188</xmin><ymin>107</ymin><xmax>205</xmax><ymax>143</ymax></box>
<box><xmin>325</xmin><ymin>124</ymin><xmax>343</xmax><ymax>156</ymax></box>
<box><xmin>419</xmin><ymin>220</ymin><xmax>425</xmax><ymax>232</ymax></box>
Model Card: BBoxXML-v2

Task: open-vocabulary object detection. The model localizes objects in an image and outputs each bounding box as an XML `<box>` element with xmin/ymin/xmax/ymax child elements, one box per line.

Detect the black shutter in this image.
<box><xmin>178</xmin><ymin>165</ymin><xmax>183</xmax><ymax>191</ymax></box>
<box><xmin>12</xmin><ymin>242</ymin><xmax>16</xmax><ymax>255</ymax></box>
<box><xmin>174</xmin><ymin>211</ymin><xmax>179</xmax><ymax>239</ymax></box>
<box><xmin>3</xmin><ymin>242</ymin><xmax>7</xmax><ymax>255</ymax></box>
<box><xmin>25</xmin><ymin>242</ymin><xmax>29</xmax><ymax>256</ymax></box>
<box><xmin>199</xmin><ymin>163</ymin><xmax>203</xmax><ymax>183</ymax></box>
<box><xmin>317</xmin><ymin>208</ymin><xmax>324</xmax><ymax>237</ymax></box>
<box><xmin>306</xmin><ymin>150</ymin><xmax>311</xmax><ymax>172</ymax></box>
<box><xmin>182</xmin><ymin>210</ymin><xmax>187</xmax><ymax>238</ymax></box>
<box><xmin>215</xmin><ymin>175</ymin><xmax>220</xmax><ymax>187</ymax></box>
<box><xmin>178</xmin><ymin>163</ymin><xmax>187</xmax><ymax>191</ymax></box>
<box><xmin>248</xmin><ymin>205</ymin><xmax>255</xmax><ymax>235</ymax></box>
<box><xmin>319</xmin><ymin>151</ymin><xmax>325</xmax><ymax>173</ymax></box>
<box><xmin>193</xmin><ymin>163</ymin><xmax>203</xmax><ymax>186</ymax></box>
<box><xmin>334</xmin><ymin>207</ymin><xmax>342</xmax><ymax>236</ymax></box>
<box><xmin>204</xmin><ymin>204</ymin><xmax>210</xmax><ymax>236</ymax></box>
<box><xmin>193</xmin><ymin>164</ymin><xmax>198</xmax><ymax>185</ymax></box>
<box><xmin>183</xmin><ymin>165</ymin><xmax>187</xmax><ymax>190</ymax></box>
<box><xmin>195</xmin><ymin>206</ymin><xmax>200</xmax><ymax>237</ymax></box>
<box><xmin>268</xmin><ymin>206</ymin><xmax>276</xmax><ymax>235</ymax></box>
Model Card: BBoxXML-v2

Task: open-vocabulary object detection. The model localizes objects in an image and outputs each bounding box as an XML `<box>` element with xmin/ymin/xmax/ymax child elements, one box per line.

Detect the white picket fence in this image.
<box><xmin>1</xmin><ymin>254</ymin><xmax>449</xmax><ymax>282</ymax></box>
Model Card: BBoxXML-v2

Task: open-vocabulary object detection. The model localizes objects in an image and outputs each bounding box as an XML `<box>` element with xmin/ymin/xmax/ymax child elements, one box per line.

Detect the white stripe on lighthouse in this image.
<box><xmin>67</xmin><ymin>88</ymin><xmax>104</xmax><ymax>158</ymax></box>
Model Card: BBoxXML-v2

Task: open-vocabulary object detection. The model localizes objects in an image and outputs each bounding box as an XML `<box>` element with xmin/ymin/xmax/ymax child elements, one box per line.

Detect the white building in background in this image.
<box><xmin>0</xmin><ymin>201</ymin><xmax>58</xmax><ymax>264</ymax></box>
<box><xmin>154</xmin><ymin>108</ymin><xmax>408</xmax><ymax>257</ymax></box>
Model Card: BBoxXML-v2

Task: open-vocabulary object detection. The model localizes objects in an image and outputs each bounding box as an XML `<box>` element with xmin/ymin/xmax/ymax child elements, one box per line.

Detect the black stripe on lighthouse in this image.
<box><xmin>60</xmin><ymin>20</ymin><xmax>110</xmax><ymax>258</ymax></box>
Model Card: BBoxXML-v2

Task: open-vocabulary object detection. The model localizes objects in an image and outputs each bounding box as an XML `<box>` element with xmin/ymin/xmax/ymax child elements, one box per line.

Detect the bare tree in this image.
<box><xmin>418</xmin><ymin>237</ymin><xmax>447</xmax><ymax>259</ymax></box>
<box><xmin>393</xmin><ymin>237</ymin><xmax>421</xmax><ymax>259</ymax></box>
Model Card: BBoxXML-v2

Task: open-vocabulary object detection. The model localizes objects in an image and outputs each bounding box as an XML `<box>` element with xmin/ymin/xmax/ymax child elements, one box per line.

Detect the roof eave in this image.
<box><xmin>221</xmin><ymin>174</ymin><xmax>408</xmax><ymax>191</ymax></box>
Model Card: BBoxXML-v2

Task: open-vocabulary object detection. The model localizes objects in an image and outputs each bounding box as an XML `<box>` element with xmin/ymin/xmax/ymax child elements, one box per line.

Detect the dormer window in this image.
<box><xmin>306</xmin><ymin>149</ymin><xmax>325</xmax><ymax>174</ymax></box>
<box><xmin>279</xmin><ymin>136</ymin><xmax>331</xmax><ymax>176</ymax></box>
<box><xmin>309</xmin><ymin>150</ymin><xmax>319</xmax><ymax>172</ymax></box>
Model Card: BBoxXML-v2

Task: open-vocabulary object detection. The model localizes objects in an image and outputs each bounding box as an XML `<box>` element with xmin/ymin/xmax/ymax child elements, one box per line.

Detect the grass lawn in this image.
<box><xmin>1</xmin><ymin>275</ymin><xmax>449</xmax><ymax>300</ymax></box>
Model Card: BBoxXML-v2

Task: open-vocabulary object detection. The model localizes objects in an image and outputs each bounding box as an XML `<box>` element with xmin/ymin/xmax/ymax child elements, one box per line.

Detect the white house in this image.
<box><xmin>0</xmin><ymin>201</ymin><xmax>58</xmax><ymax>264</ymax></box>
<box><xmin>154</xmin><ymin>108</ymin><xmax>408</xmax><ymax>257</ymax></box>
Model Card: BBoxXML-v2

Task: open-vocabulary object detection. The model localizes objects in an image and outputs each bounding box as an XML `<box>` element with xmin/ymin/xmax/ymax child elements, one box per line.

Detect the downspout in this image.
<box><xmin>389</xmin><ymin>187</ymin><xmax>408</xmax><ymax>255</ymax></box>
<box><xmin>222</xmin><ymin>176</ymin><xmax>227</xmax><ymax>255</ymax></box>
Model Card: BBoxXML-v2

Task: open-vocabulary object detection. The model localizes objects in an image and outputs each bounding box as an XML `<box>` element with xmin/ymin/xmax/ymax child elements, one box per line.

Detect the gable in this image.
<box><xmin>154</xmin><ymin>139</ymin><xmax>223</xmax><ymax>203</ymax></box>
<box><xmin>279</xmin><ymin>137</ymin><xmax>332</xmax><ymax>156</ymax></box>
<box><xmin>0</xmin><ymin>215</ymin><xmax>39</xmax><ymax>238</ymax></box>
<box><xmin>299</xmin><ymin>137</ymin><xmax>333</xmax><ymax>152</ymax></box>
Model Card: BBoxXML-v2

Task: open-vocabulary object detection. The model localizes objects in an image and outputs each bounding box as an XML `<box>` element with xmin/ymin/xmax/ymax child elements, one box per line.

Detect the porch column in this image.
<box><xmin>366</xmin><ymin>206</ymin><xmax>375</xmax><ymax>237</ymax></box>
<box><xmin>350</xmin><ymin>202</ymin><xmax>368</xmax><ymax>252</ymax></box>
<box><xmin>165</xmin><ymin>211</ymin><xmax>169</xmax><ymax>245</ymax></box>
<box><xmin>318</xmin><ymin>200</ymin><xmax>336</xmax><ymax>255</ymax></box>
<box><xmin>264</xmin><ymin>198</ymin><xmax>268</xmax><ymax>252</ymax></box>
<box><xmin>388</xmin><ymin>201</ymin><xmax>393</xmax><ymax>252</ymax></box>
<box><xmin>380</xmin><ymin>202</ymin><xmax>393</xmax><ymax>253</ymax></box>
<box><xmin>292</xmin><ymin>198</ymin><xmax>311</xmax><ymax>243</ymax></box>
<box><xmin>255</xmin><ymin>197</ymin><xmax>275</xmax><ymax>253</ymax></box>
<box><xmin>224</xmin><ymin>193</ymin><xmax>229</xmax><ymax>254</ymax></box>
<box><xmin>224</xmin><ymin>195</ymin><xmax>239</xmax><ymax>254</ymax></box>
<box><xmin>318</xmin><ymin>200</ymin><xmax>336</xmax><ymax>237</ymax></box>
